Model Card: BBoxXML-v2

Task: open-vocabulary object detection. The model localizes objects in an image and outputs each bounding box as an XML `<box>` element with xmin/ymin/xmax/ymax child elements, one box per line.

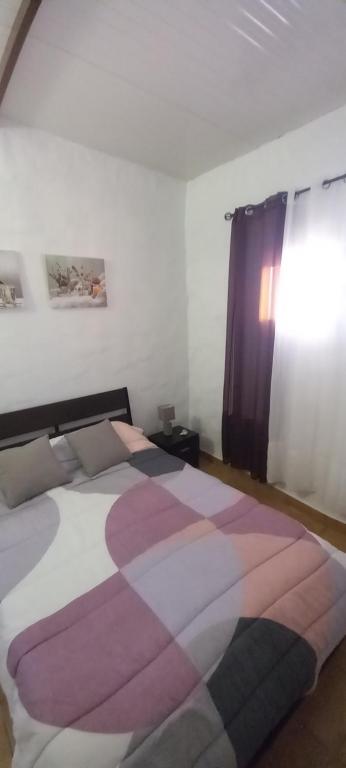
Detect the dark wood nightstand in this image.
<box><xmin>148</xmin><ymin>426</ymin><xmax>200</xmax><ymax>468</ymax></box>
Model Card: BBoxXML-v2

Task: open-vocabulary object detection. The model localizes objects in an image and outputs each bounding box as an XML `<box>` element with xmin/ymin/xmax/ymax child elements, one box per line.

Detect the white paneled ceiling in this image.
<box><xmin>0</xmin><ymin>0</ymin><xmax>23</xmax><ymax>60</ymax></box>
<box><xmin>2</xmin><ymin>0</ymin><xmax>346</xmax><ymax>179</ymax></box>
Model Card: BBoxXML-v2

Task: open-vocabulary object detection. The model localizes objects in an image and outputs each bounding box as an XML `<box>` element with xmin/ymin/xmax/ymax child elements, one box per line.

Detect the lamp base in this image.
<box><xmin>163</xmin><ymin>421</ymin><xmax>173</xmax><ymax>436</ymax></box>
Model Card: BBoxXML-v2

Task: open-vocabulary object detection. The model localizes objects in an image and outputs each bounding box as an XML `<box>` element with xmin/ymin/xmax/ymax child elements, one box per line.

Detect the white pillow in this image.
<box><xmin>50</xmin><ymin>435</ymin><xmax>81</xmax><ymax>472</ymax></box>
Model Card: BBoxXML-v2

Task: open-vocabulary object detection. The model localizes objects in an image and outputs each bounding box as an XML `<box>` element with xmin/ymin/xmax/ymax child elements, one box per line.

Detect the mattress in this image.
<box><xmin>0</xmin><ymin>447</ymin><xmax>345</xmax><ymax>768</ymax></box>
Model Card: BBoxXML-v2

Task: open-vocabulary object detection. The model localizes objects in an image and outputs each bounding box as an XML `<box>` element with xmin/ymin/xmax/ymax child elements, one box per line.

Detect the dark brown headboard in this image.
<box><xmin>0</xmin><ymin>387</ymin><xmax>132</xmax><ymax>449</ymax></box>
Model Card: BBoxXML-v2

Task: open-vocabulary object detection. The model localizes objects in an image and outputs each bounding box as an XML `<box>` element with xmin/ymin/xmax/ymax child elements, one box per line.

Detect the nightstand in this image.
<box><xmin>149</xmin><ymin>426</ymin><xmax>199</xmax><ymax>468</ymax></box>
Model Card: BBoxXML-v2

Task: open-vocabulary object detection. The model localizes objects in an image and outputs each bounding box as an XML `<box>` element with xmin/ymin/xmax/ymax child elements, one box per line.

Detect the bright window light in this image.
<box><xmin>275</xmin><ymin>236</ymin><xmax>346</xmax><ymax>341</ymax></box>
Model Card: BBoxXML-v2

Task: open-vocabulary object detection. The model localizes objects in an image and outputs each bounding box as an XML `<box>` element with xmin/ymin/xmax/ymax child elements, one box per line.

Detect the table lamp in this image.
<box><xmin>158</xmin><ymin>404</ymin><xmax>175</xmax><ymax>436</ymax></box>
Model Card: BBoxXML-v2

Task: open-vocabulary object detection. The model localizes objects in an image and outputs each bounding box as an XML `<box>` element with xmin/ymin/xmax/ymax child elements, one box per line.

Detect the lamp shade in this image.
<box><xmin>158</xmin><ymin>404</ymin><xmax>175</xmax><ymax>422</ymax></box>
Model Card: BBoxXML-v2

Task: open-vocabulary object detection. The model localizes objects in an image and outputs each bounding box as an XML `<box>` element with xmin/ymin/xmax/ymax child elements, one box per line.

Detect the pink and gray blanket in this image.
<box><xmin>1</xmin><ymin>447</ymin><xmax>345</xmax><ymax>768</ymax></box>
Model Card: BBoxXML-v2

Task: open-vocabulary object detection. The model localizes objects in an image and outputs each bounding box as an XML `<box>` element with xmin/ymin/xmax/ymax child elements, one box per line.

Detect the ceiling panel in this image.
<box><xmin>1</xmin><ymin>0</ymin><xmax>346</xmax><ymax>178</ymax></box>
<box><xmin>0</xmin><ymin>0</ymin><xmax>23</xmax><ymax>28</ymax></box>
<box><xmin>0</xmin><ymin>0</ymin><xmax>24</xmax><ymax>60</ymax></box>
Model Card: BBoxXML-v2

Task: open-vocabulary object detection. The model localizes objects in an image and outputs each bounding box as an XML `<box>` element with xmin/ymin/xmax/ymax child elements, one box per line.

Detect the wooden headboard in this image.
<box><xmin>0</xmin><ymin>387</ymin><xmax>132</xmax><ymax>450</ymax></box>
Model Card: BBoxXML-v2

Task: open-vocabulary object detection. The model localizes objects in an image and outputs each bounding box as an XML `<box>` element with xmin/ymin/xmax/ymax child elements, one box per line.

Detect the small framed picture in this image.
<box><xmin>45</xmin><ymin>255</ymin><xmax>107</xmax><ymax>309</ymax></box>
<box><xmin>0</xmin><ymin>251</ymin><xmax>24</xmax><ymax>309</ymax></box>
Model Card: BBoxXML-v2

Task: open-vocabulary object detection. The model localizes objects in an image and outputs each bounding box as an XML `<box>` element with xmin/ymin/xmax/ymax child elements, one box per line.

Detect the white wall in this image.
<box><xmin>186</xmin><ymin>104</ymin><xmax>346</xmax><ymax>458</ymax></box>
<box><xmin>0</xmin><ymin>119</ymin><xmax>187</xmax><ymax>433</ymax></box>
<box><xmin>3</xmin><ymin>103</ymin><xmax>346</xmax><ymax>445</ymax></box>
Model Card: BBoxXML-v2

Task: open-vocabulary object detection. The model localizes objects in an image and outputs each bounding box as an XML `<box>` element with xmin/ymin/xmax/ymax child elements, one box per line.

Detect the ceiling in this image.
<box><xmin>0</xmin><ymin>0</ymin><xmax>23</xmax><ymax>60</ymax></box>
<box><xmin>2</xmin><ymin>0</ymin><xmax>346</xmax><ymax>179</ymax></box>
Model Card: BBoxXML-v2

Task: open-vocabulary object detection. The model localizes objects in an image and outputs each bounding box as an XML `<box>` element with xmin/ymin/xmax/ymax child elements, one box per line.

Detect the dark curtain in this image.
<box><xmin>222</xmin><ymin>192</ymin><xmax>287</xmax><ymax>482</ymax></box>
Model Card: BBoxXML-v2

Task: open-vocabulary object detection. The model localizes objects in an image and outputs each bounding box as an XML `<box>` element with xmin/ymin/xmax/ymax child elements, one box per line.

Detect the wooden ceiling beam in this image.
<box><xmin>0</xmin><ymin>0</ymin><xmax>42</xmax><ymax>106</ymax></box>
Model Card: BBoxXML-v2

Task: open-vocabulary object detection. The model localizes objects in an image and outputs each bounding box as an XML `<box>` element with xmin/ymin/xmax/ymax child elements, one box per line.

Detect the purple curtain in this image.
<box><xmin>222</xmin><ymin>193</ymin><xmax>287</xmax><ymax>482</ymax></box>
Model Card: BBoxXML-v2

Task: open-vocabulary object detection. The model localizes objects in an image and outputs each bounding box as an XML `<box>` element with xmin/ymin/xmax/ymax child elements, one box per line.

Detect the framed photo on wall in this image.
<box><xmin>0</xmin><ymin>251</ymin><xmax>24</xmax><ymax>309</ymax></box>
<box><xmin>45</xmin><ymin>255</ymin><xmax>107</xmax><ymax>308</ymax></box>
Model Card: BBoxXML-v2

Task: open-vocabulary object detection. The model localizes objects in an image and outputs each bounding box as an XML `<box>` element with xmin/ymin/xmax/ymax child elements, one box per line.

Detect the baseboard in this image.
<box><xmin>200</xmin><ymin>450</ymin><xmax>225</xmax><ymax>466</ymax></box>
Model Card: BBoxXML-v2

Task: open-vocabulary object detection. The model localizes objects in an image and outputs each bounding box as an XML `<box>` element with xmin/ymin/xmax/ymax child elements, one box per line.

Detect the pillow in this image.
<box><xmin>111</xmin><ymin>421</ymin><xmax>153</xmax><ymax>453</ymax></box>
<box><xmin>50</xmin><ymin>435</ymin><xmax>81</xmax><ymax>473</ymax></box>
<box><xmin>66</xmin><ymin>419</ymin><xmax>130</xmax><ymax>477</ymax></box>
<box><xmin>112</xmin><ymin>421</ymin><xmax>143</xmax><ymax>444</ymax></box>
<box><xmin>0</xmin><ymin>435</ymin><xmax>70</xmax><ymax>509</ymax></box>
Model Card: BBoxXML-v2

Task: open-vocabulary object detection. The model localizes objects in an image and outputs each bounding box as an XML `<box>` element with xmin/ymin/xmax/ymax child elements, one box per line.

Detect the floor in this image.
<box><xmin>0</xmin><ymin>454</ymin><xmax>345</xmax><ymax>768</ymax></box>
<box><xmin>0</xmin><ymin>692</ymin><xmax>11</xmax><ymax>768</ymax></box>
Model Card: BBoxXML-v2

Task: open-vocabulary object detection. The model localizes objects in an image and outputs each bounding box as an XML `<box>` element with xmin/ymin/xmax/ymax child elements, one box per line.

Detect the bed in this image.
<box><xmin>0</xmin><ymin>388</ymin><xmax>345</xmax><ymax>768</ymax></box>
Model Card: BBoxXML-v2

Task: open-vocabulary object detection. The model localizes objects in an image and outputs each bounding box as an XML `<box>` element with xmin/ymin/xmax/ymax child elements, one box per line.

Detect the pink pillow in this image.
<box><xmin>111</xmin><ymin>421</ymin><xmax>153</xmax><ymax>453</ymax></box>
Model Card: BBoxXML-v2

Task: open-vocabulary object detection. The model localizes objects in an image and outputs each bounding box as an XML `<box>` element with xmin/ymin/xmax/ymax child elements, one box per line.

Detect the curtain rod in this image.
<box><xmin>224</xmin><ymin>171</ymin><xmax>346</xmax><ymax>221</ymax></box>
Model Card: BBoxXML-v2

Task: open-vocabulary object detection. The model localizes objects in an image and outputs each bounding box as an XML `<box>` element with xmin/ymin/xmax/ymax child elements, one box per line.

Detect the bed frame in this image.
<box><xmin>0</xmin><ymin>387</ymin><xmax>132</xmax><ymax>450</ymax></box>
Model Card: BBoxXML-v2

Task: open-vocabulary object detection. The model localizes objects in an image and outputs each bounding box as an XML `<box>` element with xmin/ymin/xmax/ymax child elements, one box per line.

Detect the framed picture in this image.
<box><xmin>45</xmin><ymin>255</ymin><xmax>107</xmax><ymax>309</ymax></box>
<box><xmin>0</xmin><ymin>251</ymin><xmax>24</xmax><ymax>309</ymax></box>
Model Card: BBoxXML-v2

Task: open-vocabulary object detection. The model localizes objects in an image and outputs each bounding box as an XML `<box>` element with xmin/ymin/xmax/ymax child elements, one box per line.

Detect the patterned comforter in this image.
<box><xmin>0</xmin><ymin>447</ymin><xmax>345</xmax><ymax>768</ymax></box>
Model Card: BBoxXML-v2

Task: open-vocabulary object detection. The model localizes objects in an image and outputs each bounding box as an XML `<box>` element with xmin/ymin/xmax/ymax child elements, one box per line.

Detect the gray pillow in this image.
<box><xmin>66</xmin><ymin>419</ymin><xmax>130</xmax><ymax>477</ymax></box>
<box><xmin>0</xmin><ymin>435</ymin><xmax>70</xmax><ymax>509</ymax></box>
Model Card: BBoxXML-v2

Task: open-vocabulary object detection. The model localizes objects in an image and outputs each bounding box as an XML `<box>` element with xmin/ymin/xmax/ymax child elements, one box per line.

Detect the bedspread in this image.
<box><xmin>0</xmin><ymin>448</ymin><xmax>345</xmax><ymax>768</ymax></box>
